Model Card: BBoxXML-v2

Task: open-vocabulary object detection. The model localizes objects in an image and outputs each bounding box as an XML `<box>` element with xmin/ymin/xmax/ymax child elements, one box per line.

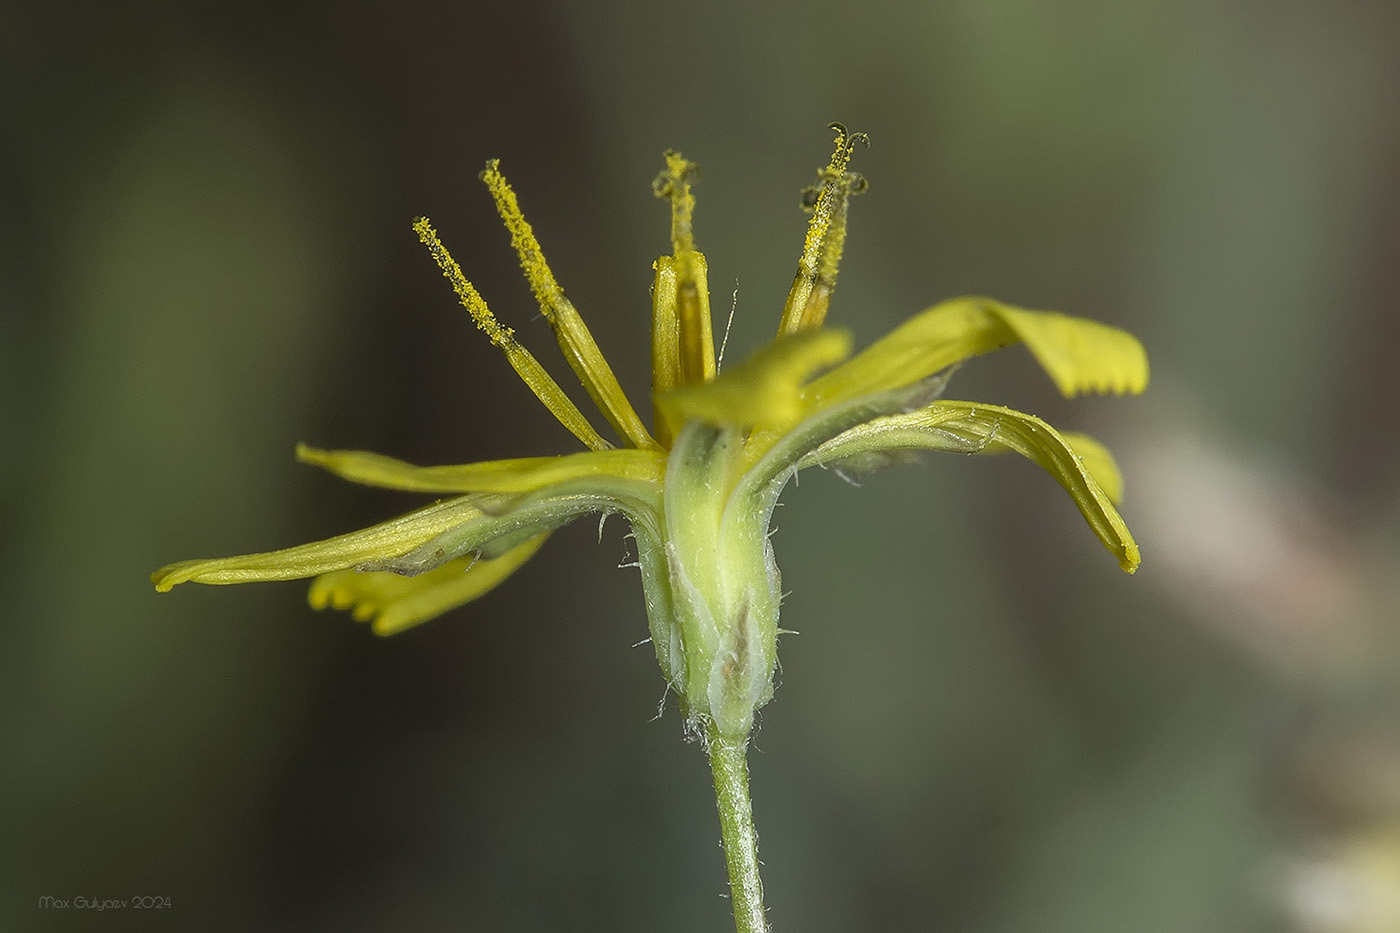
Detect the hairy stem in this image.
<box><xmin>707</xmin><ymin>725</ymin><xmax>768</xmax><ymax>932</ymax></box>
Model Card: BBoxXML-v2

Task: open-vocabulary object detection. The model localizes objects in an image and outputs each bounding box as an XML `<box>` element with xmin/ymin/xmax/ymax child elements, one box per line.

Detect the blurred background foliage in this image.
<box><xmin>4</xmin><ymin>1</ymin><xmax>1400</xmax><ymax>930</ymax></box>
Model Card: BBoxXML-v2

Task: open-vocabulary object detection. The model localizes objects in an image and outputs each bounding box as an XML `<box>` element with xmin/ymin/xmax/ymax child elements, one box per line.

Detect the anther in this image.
<box><xmin>777</xmin><ymin>124</ymin><xmax>871</xmax><ymax>336</ymax></box>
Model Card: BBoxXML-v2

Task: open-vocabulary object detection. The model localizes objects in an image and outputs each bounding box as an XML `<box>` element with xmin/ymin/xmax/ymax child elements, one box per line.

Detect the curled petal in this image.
<box><xmin>309</xmin><ymin>532</ymin><xmax>550</xmax><ymax>636</ymax></box>
<box><xmin>1055</xmin><ymin>431</ymin><xmax>1124</xmax><ymax>504</ymax></box>
<box><xmin>296</xmin><ymin>444</ymin><xmax>665</xmax><ymax>494</ymax></box>
<box><xmin>151</xmin><ymin>496</ymin><xmax>490</xmax><ymax>590</ymax></box>
<box><xmin>806</xmin><ymin>400</ymin><xmax>1140</xmax><ymax>573</ymax></box>
<box><xmin>893</xmin><ymin>423</ymin><xmax>1126</xmax><ymax>504</ymax></box>
<box><xmin>990</xmin><ymin>303</ymin><xmax>1148</xmax><ymax>397</ymax></box>
<box><xmin>804</xmin><ymin>297</ymin><xmax>1148</xmax><ymax>408</ymax></box>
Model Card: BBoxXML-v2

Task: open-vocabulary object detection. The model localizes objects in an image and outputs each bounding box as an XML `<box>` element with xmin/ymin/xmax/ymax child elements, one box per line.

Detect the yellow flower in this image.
<box><xmin>153</xmin><ymin>124</ymin><xmax>1146</xmax><ymax>741</ymax></box>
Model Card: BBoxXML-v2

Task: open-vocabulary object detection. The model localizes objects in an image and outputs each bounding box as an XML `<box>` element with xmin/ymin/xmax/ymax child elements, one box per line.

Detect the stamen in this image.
<box><xmin>675</xmin><ymin>270</ymin><xmax>711</xmax><ymax>387</ymax></box>
<box><xmin>652</xmin><ymin>151</ymin><xmax>715</xmax><ymax>391</ymax></box>
<box><xmin>479</xmin><ymin>161</ymin><xmax>657</xmax><ymax>450</ymax></box>
<box><xmin>650</xmin><ymin>256</ymin><xmax>681</xmax><ymax>446</ymax></box>
<box><xmin>653</xmin><ymin>150</ymin><xmax>699</xmax><ymax>253</ymax></box>
<box><xmin>414</xmin><ymin>216</ymin><xmax>611</xmax><ymax>451</ymax></box>
<box><xmin>777</xmin><ymin>122</ymin><xmax>869</xmax><ymax>336</ymax></box>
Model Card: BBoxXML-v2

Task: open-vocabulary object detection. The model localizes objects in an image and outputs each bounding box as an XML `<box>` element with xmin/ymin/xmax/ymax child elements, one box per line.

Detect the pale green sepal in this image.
<box><xmin>630</xmin><ymin>515</ymin><xmax>684</xmax><ymax>699</ymax></box>
<box><xmin>661</xmin><ymin>375</ymin><xmax>959</xmax><ymax>739</ymax></box>
<box><xmin>658</xmin><ymin>328</ymin><xmax>852</xmax><ymax>432</ymax></box>
<box><xmin>662</xmin><ymin>421</ymin><xmax>779</xmax><ymax>740</ymax></box>
<box><xmin>151</xmin><ymin>495</ymin><xmax>489</xmax><ymax>590</ymax></box>
<box><xmin>308</xmin><ymin>532</ymin><xmax>550</xmax><ymax>636</ymax></box>
<box><xmin>806</xmin><ymin>400</ymin><xmax>1140</xmax><ymax>573</ymax></box>
<box><xmin>804</xmin><ymin>297</ymin><xmax>1148</xmax><ymax>408</ymax></box>
<box><xmin>296</xmin><ymin>444</ymin><xmax>666</xmax><ymax>494</ymax></box>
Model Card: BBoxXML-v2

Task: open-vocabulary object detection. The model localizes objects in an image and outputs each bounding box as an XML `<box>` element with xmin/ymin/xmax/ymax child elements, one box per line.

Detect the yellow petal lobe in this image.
<box><xmin>659</xmin><ymin>328</ymin><xmax>852</xmax><ymax>431</ymax></box>
<box><xmin>923</xmin><ymin>402</ymin><xmax>1139</xmax><ymax>572</ymax></box>
<box><xmin>151</xmin><ymin>496</ymin><xmax>486</xmax><ymax>590</ymax></box>
<box><xmin>809</xmin><ymin>401</ymin><xmax>1139</xmax><ymax>573</ymax></box>
<box><xmin>296</xmin><ymin>444</ymin><xmax>666</xmax><ymax>494</ymax></box>
<box><xmin>309</xmin><ymin>532</ymin><xmax>550</xmax><ymax>636</ymax></box>
<box><xmin>991</xmin><ymin>303</ymin><xmax>1149</xmax><ymax>398</ymax></box>
<box><xmin>1057</xmin><ymin>431</ymin><xmax>1125</xmax><ymax>505</ymax></box>
<box><xmin>805</xmin><ymin>297</ymin><xmax>1148</xmax><ymax>409</ymax></box>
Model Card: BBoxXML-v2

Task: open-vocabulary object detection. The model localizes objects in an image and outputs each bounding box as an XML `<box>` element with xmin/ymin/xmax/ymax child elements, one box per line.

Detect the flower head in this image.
<box><xmin>153</xmin><ymin>124</ymin><xmax>1147</xmax><ymax>740</ymax></box>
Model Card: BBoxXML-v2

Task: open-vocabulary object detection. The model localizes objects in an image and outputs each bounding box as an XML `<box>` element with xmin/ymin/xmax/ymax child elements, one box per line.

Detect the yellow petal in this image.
<box><xmin>355</xmin><ymin>470</ymin><xmax>665</xmax><ymax>578</ymax></box>
<box><xmin>1057</xmin><ymin>431</ymin><xmax>1124</xmax><ymax>505</ymax></box>
<box><xmin>804</xmin><ymin>297</ymin><xmax>1148</xmax><ymax>409</ymax></box>
<box><xmin>658</xmin><ymin>328</ymin><xmax>852</xmax><ymax>431</ymax></box>
<box><xmin>151</xmin><ymin>495</ymin><xmax>488</xmax><ymax>590</ymax></box>
<box><xmin>308</xmin><ymin>532</ymin><xmax>550</xmax><ymax>636</ymax></box>
<box><xmin>968</xmin><ymin>428</ymin><xmax>1124</xmax><ymax>503</ymax></box>
<box><xmin>808</xmin><ymin>400</ymin><xmax>1140</xmax><ymax>573</ymax></box>
<box><xmin>991</xmin><ymin>303</ymin><xmax>1149</xmax><ymax>398</ymax></box>
<box><xmin>296</xmin><ymin>444</ymin><xmax>666</xmax><ymax>494</ymax></box>
<box><xmin>922</xmin><ymin>402</ymin><xmax>1139</xmax><ymax>572</ymax></box>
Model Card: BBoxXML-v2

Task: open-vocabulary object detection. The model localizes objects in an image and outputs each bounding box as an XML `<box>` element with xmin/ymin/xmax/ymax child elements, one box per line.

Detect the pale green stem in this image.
<box><xmin>706</xmin><ymin>725</ymin><xmax>768</xmax><ymax>933</ymax></box>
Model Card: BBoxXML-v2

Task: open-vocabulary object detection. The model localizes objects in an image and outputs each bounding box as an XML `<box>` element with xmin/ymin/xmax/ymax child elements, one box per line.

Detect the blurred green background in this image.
<box><xmin>5</xmin><ymin>1</ymin><xmax>1400</xmax><ymax>930</ymax></box>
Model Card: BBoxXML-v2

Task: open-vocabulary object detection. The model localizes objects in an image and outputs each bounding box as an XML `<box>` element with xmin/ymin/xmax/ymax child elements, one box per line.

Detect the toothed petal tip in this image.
<box><xmin>304</xmin><ymin>533</ymin><xmax>550</xmax><ymax>636</ymax></box>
